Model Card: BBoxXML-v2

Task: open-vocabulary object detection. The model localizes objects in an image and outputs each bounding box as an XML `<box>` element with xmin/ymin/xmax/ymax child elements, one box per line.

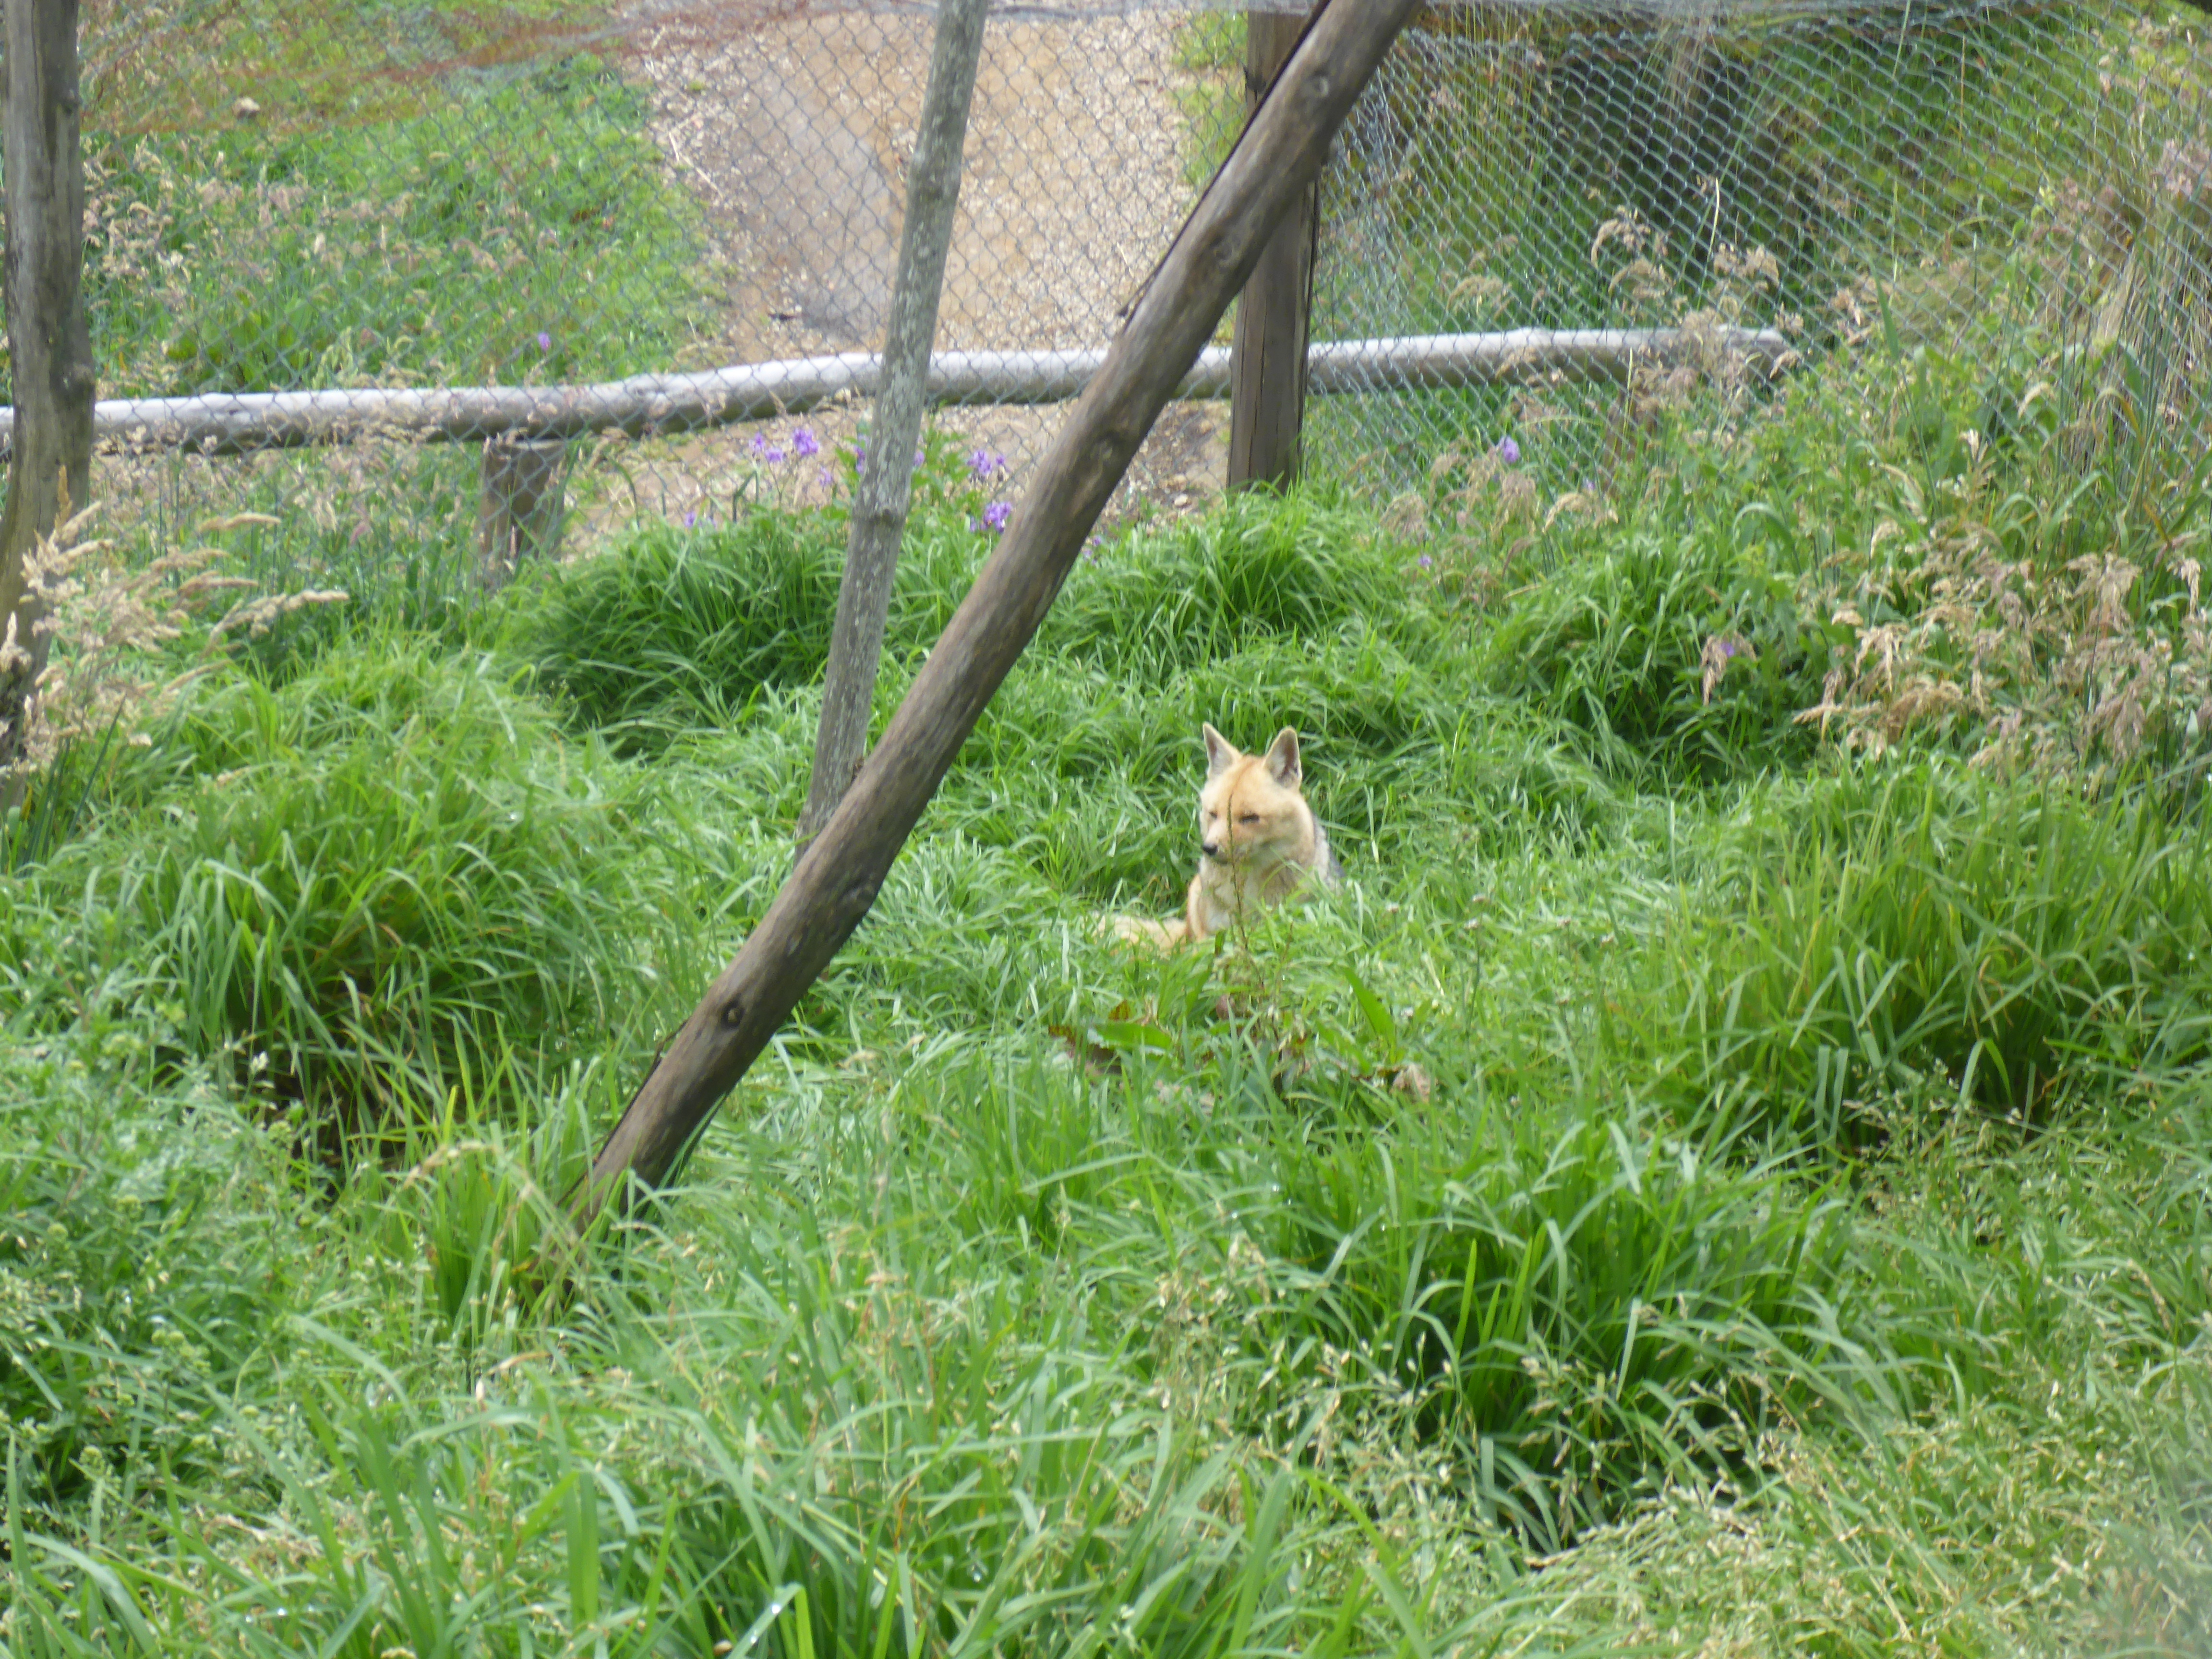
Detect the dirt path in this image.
<box><xmin>590</xmin><ymin>0</ymin><xmax>1231</xmax><ymax>532</ymax></box>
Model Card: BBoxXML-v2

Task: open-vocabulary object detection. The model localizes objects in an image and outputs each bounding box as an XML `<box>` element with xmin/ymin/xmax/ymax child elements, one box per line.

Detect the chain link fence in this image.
<box><xmin>35</xmin><ymin>0</ymin><xmax>2212</xmax><ymax>580</ymax></box>
<box><xmin>63</xmin><ymin>0</ymin><xmax>1220</xmax><ymax>591</ymax></box>
<box><xmin>1311</xmin><ymin>0</ymin><xmax>2209</xmax><ymax>506</ymax></box>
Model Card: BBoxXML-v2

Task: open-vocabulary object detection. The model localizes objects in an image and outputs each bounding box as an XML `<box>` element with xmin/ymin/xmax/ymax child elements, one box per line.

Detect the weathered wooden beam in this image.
<box><xmin>0</xmin><ymin>0</ymin><xmax>96</xmax><ymax>802</ymax></box>
<box><xmin>1227</xmin><ymin>3</ymin><xmax>1318</xmax><ymax>491</ymax></box>
<box><xmin>1301</xmin><ymin>326</ymin><xmax>1796</xmax><ymax>391</ymax></box>
<box><xmin>0</xmin><ymin>329</ymin><xmax>1796</xmax><ymax>460</ymax></box>
<box><xmin>799</xmin><ymin>0</ymin><xmax>989</xmax><ymax>845</ymax></box>
<box><xmin>475</xmin><ymin>436</ymin><xmax>567</xmax><ymax>592</ymax></box>
<box><xmin>560</xmin><ymin>0</ymin><xmax>1428</xmax><ymax>1243</ymax></box>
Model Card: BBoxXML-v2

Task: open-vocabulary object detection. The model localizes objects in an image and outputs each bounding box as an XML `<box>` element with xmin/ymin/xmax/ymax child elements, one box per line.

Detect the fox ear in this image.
<box><xmin>1202</xmin><ymin>722</ymin><xmax>1237</xmax><ymax>777</ymax></box>
<box><xmin>1263</xmin><ymin>727</ymin><xmax>1301</xmax><ymax>787</ymax></box>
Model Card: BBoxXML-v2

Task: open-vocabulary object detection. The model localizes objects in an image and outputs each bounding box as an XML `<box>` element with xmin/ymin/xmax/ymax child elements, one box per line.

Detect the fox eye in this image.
<box><xmin>1238</xmin><ymin>813</ymin><xmax>1261</xmax><ymax>825</ymax></box>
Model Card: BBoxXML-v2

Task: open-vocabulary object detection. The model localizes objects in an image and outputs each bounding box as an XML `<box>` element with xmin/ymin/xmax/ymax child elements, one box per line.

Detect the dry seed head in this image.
<box><xmin>4</xmin><ymin>497</ymin><xmax>350</xmax><ymax>795</ymax></box>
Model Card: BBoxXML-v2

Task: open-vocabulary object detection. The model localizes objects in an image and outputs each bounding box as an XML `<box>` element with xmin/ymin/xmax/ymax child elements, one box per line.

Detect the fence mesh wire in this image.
<box><xmin>1311</xmin><ymin>0</ymin><xmax>2208</xmax><ymax>505</ymax></box>
<box><xmin>37</xmin><ymin>0</ymin><xmax>2212</xmax><ymax>579</ymax></box>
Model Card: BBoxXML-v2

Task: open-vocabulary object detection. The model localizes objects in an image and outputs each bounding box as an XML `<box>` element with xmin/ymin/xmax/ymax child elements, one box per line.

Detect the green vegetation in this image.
<box><xmin>7</xmin><ymin>5</ymin><xmax>2212</xmax><ymax>1652</ymax></box>
<box><xmin>9</xmin><ymin>267</ymin><xmax>2212</xmax><ymax>1647</ymax></box>
<box><xmin>84</xmin><ymin>0</ymin><xmax>615</xmax><ymax>134</ymax></box>
<box><xmin>72</xmin><ymin>0</ymin><xmax>712</xmax><ymax>407</ymax></box>
<box><xmin>1323</xmin><ymin>3</ymin><xmax>2105</xmax><ymax>341</ymax></box>
<box><xmin>76</xmin><ymin>52</ymin><xmax>709</xmax><ymax>402</ymax></box>
<box><xmin>8</xmin><ymin>646</ymin><xmax>706</xmax><ymax>1150</ymax></box>
<box><xmin>1304</xmin><ymin>5</ymin><xmax>2193</xmax><ymax>503</ymax></box>
<box><xmin>1170</xmin><ymin>11</ymin><xmax>1246</xmax><ymax>193</ymax></box>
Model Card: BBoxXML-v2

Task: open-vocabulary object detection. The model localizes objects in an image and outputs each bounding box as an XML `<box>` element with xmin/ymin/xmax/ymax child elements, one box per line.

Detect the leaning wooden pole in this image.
<box><xmin>564</xmin><ymin>0</ymin><xmax>1419</xmax><ymax>1240</ymax></box>
<box><xmin>798</xmin><ymin>0</ymin><xmax>990</xmax><ymax>844</ymax></box>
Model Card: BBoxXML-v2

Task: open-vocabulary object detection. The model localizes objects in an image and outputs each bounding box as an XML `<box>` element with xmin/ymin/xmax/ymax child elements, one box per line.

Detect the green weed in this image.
<box><xmin>0</xmin><ymin>1023</ymin><xmax>298</xmax><ymax>1511</ymax></box>
<box><xmin>1480</xmin><ymin>521</ymin><xmax>1823</xmax><ymax>783</ymax></box>
<box><xmin>12</xmin><ymin>644</ymin><xmax>703</xmax><ymax>1152</ymax></box>
<box><xmin>77</xmin><ymin>55</ymin><xmax>707</xmax><ymax>403</ymax></box>
<box><xmin>1611</xmin><ymin>761</ymin><xmax>2212</xmax><ymax>1148</ymax></box>
<box><xmin>1268</xmin><ymin>1091</ymin><xmax>1857</xmax><ymax>1551</ymax></box>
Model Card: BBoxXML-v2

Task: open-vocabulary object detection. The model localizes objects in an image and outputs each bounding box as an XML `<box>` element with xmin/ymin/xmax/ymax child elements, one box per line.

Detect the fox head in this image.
<box><xmin>1197</xmin><ymin>724</ymin><xmax>1311</xmax><ymax>870</ymax></box>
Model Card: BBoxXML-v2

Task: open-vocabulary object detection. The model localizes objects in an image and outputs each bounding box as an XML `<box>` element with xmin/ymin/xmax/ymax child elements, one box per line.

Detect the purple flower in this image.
<box><xmin>765</xmin><ymin>447</ymin><xmax>786</xmax><ymax>465</ymax></box>
<box><xmin>982</xmin><ymin>500</ymin><xmax>1012</xmax><ymax>533</ymax></box>
<box><xmin>536</xmin><ymin>331</ymin><xmax>553</xmax><ymax>352</ymax></box>
<box><xmin>969</xmin><ymin>448</ymin><xmax>1007</xmax><ymax>481</ymax></box>
<box><xmin>792</xmin><ymin>428</ymin><xmax>821</xmax><ymax>458</ymax></box>
<box><xmin>1494</xmin><ymin>436</ymin><xmax>1521</xmax><ymax>465</ymax></box>
<box><xmin>817</xmin><ymin>468</ymin><xmax>833</xmax><ymax>489</ymax></box>
<box><xmin>1418</xmin><ymin>554</ymin><xmax>1432</xmax><ymax>569</ymax></box>
<box><xmin>683</xmin><ymin>509</ymin><xmax>698</xmax><ymax>528</ymax></box>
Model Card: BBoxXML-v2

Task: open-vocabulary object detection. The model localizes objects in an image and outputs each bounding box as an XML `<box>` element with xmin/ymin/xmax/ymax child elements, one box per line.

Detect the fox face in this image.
<box><xmin>1199</xmin><ymin>723</ymin><xmax>1312</xmax><ymax>873</ymax></box>
<box><xmin>1187</xmin><ymin>723</ymin><xmax>1339</xmax><ymax>939</ymax></box>
<box><xmin>1107</xmin><ymin>723</ymin><xmax>1340</xmax><ymax>948</ymax></box>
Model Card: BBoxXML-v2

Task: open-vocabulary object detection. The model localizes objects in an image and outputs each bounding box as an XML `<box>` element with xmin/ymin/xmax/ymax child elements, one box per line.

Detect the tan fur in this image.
<box><xmin>1112</xmin><ymin>724</ymin><xmax>1341</xmax><ymax>948</ymax></box>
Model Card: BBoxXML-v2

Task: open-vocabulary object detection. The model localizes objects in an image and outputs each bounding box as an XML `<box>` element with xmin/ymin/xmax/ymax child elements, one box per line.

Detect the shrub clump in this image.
<box><xmin>517</xmin><ymin>511</ymin><xmax>852</xmax><ymax>741</ymax></box>
<box><xmin>1268</xmin><ymin>1095</ymin><xmax>1853</xmax><ymax>1549</ymax></box>
<box><xmin>1479</xmin><ymin>524</ymin><xmax>1822</xmax><ymax>782</ymax></box>
<box><xmin>1610</xmin><ymin>762</ymin><xmax>2212</xmax><ymax>1144</ymax></box>
<box><xmin>30</xmin><ymin>644</ymin><xmax>689</xmax><ymax>1149</ymax></box>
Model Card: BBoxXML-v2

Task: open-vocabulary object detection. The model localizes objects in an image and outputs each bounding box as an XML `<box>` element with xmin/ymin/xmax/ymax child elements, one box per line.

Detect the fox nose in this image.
<box><xmin>1201</xmin><ymin>839</ymin><xmax>1222</xmax><ymax>861</ymax></box>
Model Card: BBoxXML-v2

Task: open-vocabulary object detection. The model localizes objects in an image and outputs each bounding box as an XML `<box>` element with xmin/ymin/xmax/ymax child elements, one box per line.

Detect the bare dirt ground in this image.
<box><xmin>580</xmin><ymin>0</ymin><xmax>1233</xmax><ymax>537</ymax></box>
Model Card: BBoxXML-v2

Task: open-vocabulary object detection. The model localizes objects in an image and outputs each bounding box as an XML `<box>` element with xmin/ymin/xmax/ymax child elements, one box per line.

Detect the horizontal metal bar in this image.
<box><xmin>0</xmin><ymin>326</ymin><xmax>1794</xmax><ymax>459</ymax></box>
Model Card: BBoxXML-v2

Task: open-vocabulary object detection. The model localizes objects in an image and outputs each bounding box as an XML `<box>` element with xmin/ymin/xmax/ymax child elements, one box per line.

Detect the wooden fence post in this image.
<box><xmin>476</xmin><ymin>435</ymin><xmax>567</xmax><ymax>592</ymax></box>
<box><xmin>0</xmin><ymin>0</ymin><xmax>96</xmax><ymax>806</ymax></box>
<box><xmin>796</xmin><ymin>0</ymin><xmax>990</xmax><ymax>845</ymax></box>
<box><xmin>1226</xmin><ymin>3</ymin><xmax>1319</xmax><ymax>492</ymax></box>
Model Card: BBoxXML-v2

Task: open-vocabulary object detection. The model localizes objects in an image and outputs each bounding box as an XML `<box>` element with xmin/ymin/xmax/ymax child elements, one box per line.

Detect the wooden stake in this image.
<box><xmin>1227</xmin><ymin>4</ymin><xmax>1319</xmax><ymax>492</ymax></box>
<box><xmin>476</xmin><ymin>436</ymin><xmax>567</xmax><ymax>592</ymax></box>
<box><xmin>798</xmin><ymin>0</ymin><xmax>990</xmax><ymax>844</ymax></box>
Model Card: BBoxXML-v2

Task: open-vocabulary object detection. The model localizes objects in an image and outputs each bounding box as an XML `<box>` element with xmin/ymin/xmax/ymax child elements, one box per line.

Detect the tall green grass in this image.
<box><xmin>1479</xmin><ymin>522</ymin><xmax>1822</xmax><ymax>782</ymax></box>
<box><xmin>1610</xmin><ymin>763</ymin><xmax>2212</xmax><ymax>1148</ymax></box>
<box><xmin>1267</xmin><ymin>1092</ymin><xmax>1858</xmax><ymax>1550</ymax></box>
<box><xmin>517</xmin><ymin>486</ymin><xmax>1431</xmax><ymax>744</ymax></box>
<box><xmin>5</xmin><ymin>643</ymin><xmax>707</xmax><ymax>1151</ymax></box>
<box><xmin>9</xmin><ymin>376</ymin><xmax>2212</xmax><ymax>1650</ymax></box>
<box><xmin>0</xmin><ymin>1029</ymin><xmax>296</xmax><ymax>1510</ymax></box>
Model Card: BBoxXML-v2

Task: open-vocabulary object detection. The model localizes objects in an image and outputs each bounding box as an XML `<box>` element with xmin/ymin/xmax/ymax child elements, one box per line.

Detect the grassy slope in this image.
<box><xmin>68</xmin><ymin>0</ymin><xmax>709</xmax><ymax>406</ymax></box>
<box><xmin>8</xmin><ymin>7</ymin><xmax>2212</xmax><ymax>1648</ymax></box>
<box><xmin>6</xmin><ymin>343</ymin><xmax>2212</xmax><ymax>1653</ymax></box>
